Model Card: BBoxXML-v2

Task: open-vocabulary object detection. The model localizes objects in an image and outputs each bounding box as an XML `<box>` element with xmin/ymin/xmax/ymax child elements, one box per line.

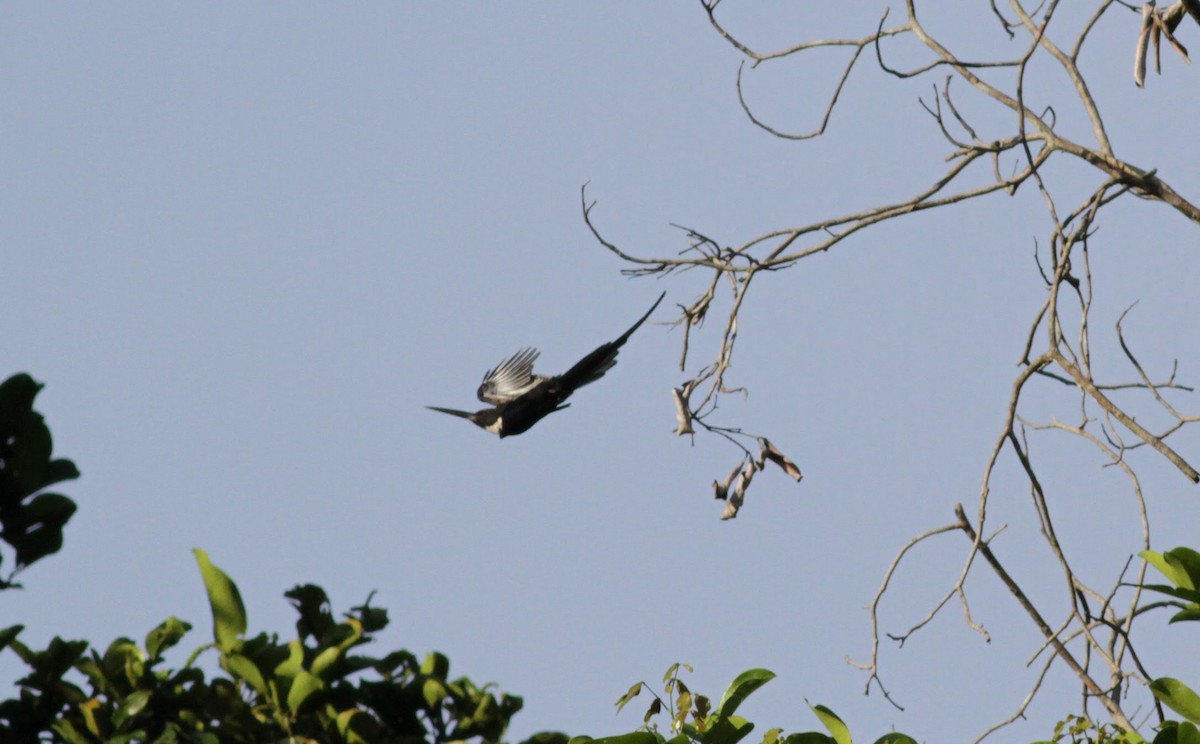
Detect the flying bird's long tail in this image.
<box><xmin>560</xmin><ymin>291</ymin><xmax>666</xmax><ymax>390</ymax></box>
<box><xmin>426</xmin><ymin>406</ymin><xmax>475</xmax><ymax>420</ymax></box>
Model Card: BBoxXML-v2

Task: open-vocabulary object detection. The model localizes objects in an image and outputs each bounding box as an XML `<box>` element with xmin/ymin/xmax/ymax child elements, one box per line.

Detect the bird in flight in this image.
<box><xmin>427</xmin><ymin>292</ymin><xmax>666</xmax><ymax>438</ymax></box>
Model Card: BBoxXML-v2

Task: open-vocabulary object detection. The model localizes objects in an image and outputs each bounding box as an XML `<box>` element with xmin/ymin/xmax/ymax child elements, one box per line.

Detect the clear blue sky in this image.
<box><xmin>4</xmin><ymin>3</ymin><xmax>1199</xmax><ymax>741</ymax></box>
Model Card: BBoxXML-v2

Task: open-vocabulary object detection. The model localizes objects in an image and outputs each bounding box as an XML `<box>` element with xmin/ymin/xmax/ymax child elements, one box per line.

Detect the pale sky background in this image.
<box><xmin>4</xmin><ymin>3</ymin><xmax>1200</xmax><ymax>743</ymax></box>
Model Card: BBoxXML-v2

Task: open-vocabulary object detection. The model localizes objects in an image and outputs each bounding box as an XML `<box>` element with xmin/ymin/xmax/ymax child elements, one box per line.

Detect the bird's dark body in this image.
<box><xmin>485</xmin><ymin>380</ymin><xmax>570</xmax><ymax>437</ymax></box>
<box><xmin>427</xmin><ymin>292</ymin><xmax>665</xmax><ymax>438</ymax></box>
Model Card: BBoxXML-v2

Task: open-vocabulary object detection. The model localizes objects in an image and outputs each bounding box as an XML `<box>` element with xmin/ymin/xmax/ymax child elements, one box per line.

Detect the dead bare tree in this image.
<box><xmin>584</xmin><ymin>1</ymin><xmax>1200</xmax><ymax>739</ymax></box>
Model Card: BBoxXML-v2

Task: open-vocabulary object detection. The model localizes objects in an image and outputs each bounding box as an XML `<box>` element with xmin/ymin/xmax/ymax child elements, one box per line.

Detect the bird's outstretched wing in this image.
<box><xmin>477</xmin><ymin>347</ymin><xmax>542</xmax><ymax>404</ymax></box>
<box><xmin>559</xmin><ymin>291</ymin><xmax>665</xmax><ymax>391</ymax></box>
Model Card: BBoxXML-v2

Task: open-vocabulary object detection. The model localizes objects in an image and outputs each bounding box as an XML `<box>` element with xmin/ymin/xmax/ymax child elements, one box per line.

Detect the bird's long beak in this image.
<box><xmin>426</xmin><ymin>406</ymin><xmax>475</xmax><ymax>420</ymax></box>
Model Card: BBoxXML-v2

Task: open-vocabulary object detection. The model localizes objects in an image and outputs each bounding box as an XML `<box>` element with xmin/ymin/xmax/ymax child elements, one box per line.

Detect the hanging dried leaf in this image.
<box><xmin>721</xmin><ymin>460</ymin><xmax>757</xmax><ymax>520</ymax></box>
<box><xmin>713</xmin><ymin>459</ymin><xmax>743</xmax><ymax>501</ymax></box>
<box><xmin>685</xmin><ymin>291</ymin><xmax>711</xmax><ymax>326</ymax></box>
<box><xmin>759</xmin><ymin>438</ymin><xmax>803</xmax><ymax>482</ymax></box>
<box><xmin>672</xmin><ymin>382</ymin><xmax>696</xmax><ymax>435</ymax></box>
<box><xmin>1155</xmin><ymin>8</ymin><xmax>1191</xmax><ymax>61</ymax></box>
<box><xmin>1164</xmin><ymin>0</ymin><xmax>1187</xmax><ymax>32</ymax></box>
<box><xmin>720</xmin><ymin>496</ymin><xmax>740</xmax><ymax>520</ymax></box>
<box><xmin>1135</xmin><ymin>3</ymin><xmax>1154</xmax><ymax>87</ymax></box>
<box><xmin>1183</xmin><ymin>0</ymin><xmax>1200</xmax><ymax>27</ymax></box>
<box><xmin>1153</xmin><ymin>9</ymin><xmax>1163</xmax><ymax>72</ymax></box>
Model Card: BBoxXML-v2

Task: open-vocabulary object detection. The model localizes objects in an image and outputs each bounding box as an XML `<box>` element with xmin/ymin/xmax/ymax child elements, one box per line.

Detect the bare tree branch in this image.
<box><xmin>587</xmin><ymin>3</ymin><xmax>1199</xmax><ymax>734</ymax></box>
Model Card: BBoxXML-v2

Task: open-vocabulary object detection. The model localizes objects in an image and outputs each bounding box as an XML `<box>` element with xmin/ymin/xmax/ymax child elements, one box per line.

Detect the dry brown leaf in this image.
<box><xmin>713</xmin><ymin>459</ymin><xmax>743</xmax><ymax>501</ymax></box>
<box><xmin>721</xmin><ymin>460</ymin><xmax>758</xmax><ymax>520</ymax></box>
<box><xmin>1135</xmin><ymin>3</ymin><xmax>1154</xmax><ymax>87</ymax></box>
<box><xmin>759</xmin><ymin>438</ymin><xmax>803</xmax><ymax>482</ymax></box>
<box><xmin>1183</xmin><ymin>0</ymin><xmax>1200</xmax><ymax>27</ymax></box>
<box><xmin>1156</xmin><ymin>8</ymin><xmax>1191</xmax><ymax>61</ymax></box>
<box><xmin>672</xmin><ymin>382</ymin><xmax>696</xmax><ymax>435</ymax></box>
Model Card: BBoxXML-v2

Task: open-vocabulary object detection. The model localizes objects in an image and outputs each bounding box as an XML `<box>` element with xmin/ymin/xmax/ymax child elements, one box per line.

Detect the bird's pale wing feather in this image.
<box><xmin>477</xmin><ymin>347</ymin><xmax>542</xmax><ymax>404</ymax></box>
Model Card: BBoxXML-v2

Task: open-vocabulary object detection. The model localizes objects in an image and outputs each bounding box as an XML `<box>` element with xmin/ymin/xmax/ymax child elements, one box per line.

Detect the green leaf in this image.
<box><xmin>581</xmin><ymin>734</ymin><xmax>661</xmax><ymax>744</ymax></box>
<box><xmin>112</xmin><ymin>689</ymin><xmax>152</xmax><ymax>729</ymax></box>
<box><xmin>1177</xmin><ymin>721</ymin><xmax>1200</xmax><ymax>744</ymax></box>
<box><xmin>310</xmin><ymin>620</ymin><xmax>362</xmax><ymax>678</ymax></box>
<box><xmin>1156</xmin><ymin>721</ymin><xmax>1200</xmax><ymax>744</ymax></box>
<box><xmin>275</xmin><ymin>639</ymin><xmax>304</xmax><ymax>678</ymax></box>
<box><xmin>871</xmin><ymin>735</ymin><xmax>918</xmax><ymax>744</ymax></box>
<box><xmin>420</xmin><ymin>650</ymin><xmax>450</xmax><ymax>679</ymax></box>
<box><xmin>145</xmin><ymin>616</ymin><xmax>191</xmax><ymax>661</ymax></box>
<box><xmin>79</xmin><ymin>696</ymin><xmax>102</xmax><ymax>737</ymax></box>
<box><xmin>1140</xmin><ymin>584</ymin><xmax>1200</xmax><ymax>604</ymax></box>
<box><xmin>423</xmin><ymin>678</ymin><xmax>448</xmax><ymax>707</ymax></box>
<box><xmin>101</xmin><ymin>637</ymin><xmax>146</xmax><ymax>687</ymax></box>
<box><xmin>782</xmin><ymin>735</ymin><xmax>836</xmax><ymax>744</ymax></box>
<box><xmin>1151</xmin><ymin>678</ymin><xmax>1200</xmax><ymax>724</ymax></box>
<box><xmin>809</xmin><ymin>705</ymin><xmax>851</xmax><ymax>744</ymax></box>
<box><xmin>287</xmin><ymin>669</ymin><xmax>323</xmax><ymax>713</ymax></box>
<box><xmin>1142</xmin><ymin>550</ymin><xmax>1194</xmax><ymax>590</ymax></box>
<box><xmin>50</xmin><ymin>718</ymin><xmax>90</xmax><ymax>744</ymax></box>
<box><xmin>337</xmin><ymin>708</ymin><xmax>384</xmax><ymax>744</ymax></box>
<box><xmin>192</xmin><ymin>549</ymin><xmax>247</xmax><ymax>652</ymax></box>
<box><xmin>1165</xmin><ymin>548</ymin><xmax>1200</xmax><ymax>590</ymax></box>
<box><xmin>676</xmin><ymin>690</ymin><xmax>692</xmax><ymax>719</ymax></box>
<box><xmin>703</xmin><ymin>714</ymin><xmax>755</xmax><ymax>744</ymax></box>
<box><xmin>716</xmin><ymin>669</ymin><xmax>776</xmax><ymax>719</ymax></box>
<box><xmin>0</xmin><ymin>625</ymin><xmax>23</xmax><ymax>652</ymax></box>
<box><xmin>222</xmin><ymin>653</ymin><xmax>267</xmax><ymax>695</ymax></box>
<box><xmin>6</xmin><ymin>637</ymin><xmax>34</xmax><ymax>666</ymax></box>
<box><xmin>311</xmin><ymin>644</ymin><xmax>342</xmax><ymax>678</ymax></box>
<box><xmin>615</xmin><ymin>681</ymin><xmax>643</xmax><ymax>714</ymax></box>
<box><xmin>1172</xmin><ymin>607</ymin><xmax>1200</xmax><ymax>623</ymax></box>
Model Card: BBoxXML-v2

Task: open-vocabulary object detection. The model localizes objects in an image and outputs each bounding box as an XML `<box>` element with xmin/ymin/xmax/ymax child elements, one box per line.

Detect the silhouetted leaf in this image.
<box><xmin>285</xmin><ymin>584</ymin><xmax>333</xmax><ymax>641</ymax></box>
<box><xmin>644</xmin><ymin>697</ymin><xmax>662</xmax><ymax>724</ymax></box>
